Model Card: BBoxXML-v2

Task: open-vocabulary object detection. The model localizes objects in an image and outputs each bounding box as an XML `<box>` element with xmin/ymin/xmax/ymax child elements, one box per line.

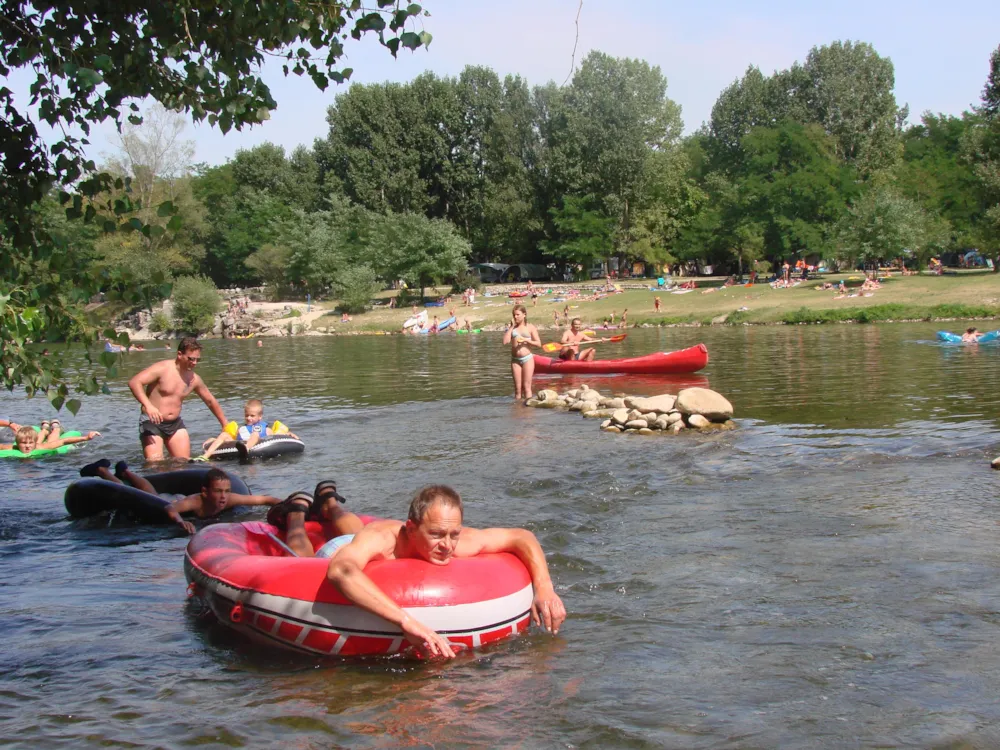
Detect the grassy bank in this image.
<box><xmin>318</xmin><ymin>270</ymin><xmax>1000</xmax><ymax>334</ymax></box>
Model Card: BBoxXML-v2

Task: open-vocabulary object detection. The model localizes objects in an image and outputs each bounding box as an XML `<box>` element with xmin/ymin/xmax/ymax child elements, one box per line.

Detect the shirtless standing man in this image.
<box><xmin>559</xmin><ymin>318</ymin><xmax>598</xmax><ymax>361</ymax></box>
<box><xmin>326</xmin><ymin>484</ymin><xmax>567</xmax><ymax>658</ymax></box>
<box><xmin>128</xmin><ymin>338</ymin><xmax>228</xmax><ymax>459</ymax></box>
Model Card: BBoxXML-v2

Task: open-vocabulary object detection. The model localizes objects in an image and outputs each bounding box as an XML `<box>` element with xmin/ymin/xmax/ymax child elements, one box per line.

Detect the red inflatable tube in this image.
<box><xmin>184</xmin><ymin>521</ymin><xmax>534</xmax><ymax>657</ymax></box>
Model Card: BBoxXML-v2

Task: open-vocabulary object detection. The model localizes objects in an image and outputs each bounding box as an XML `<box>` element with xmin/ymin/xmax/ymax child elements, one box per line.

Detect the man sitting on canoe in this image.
<box><xmin>558</xmin><ymin>317</ymin><xmax>598</xmax><ymax>361</ymax></box>
<box><xmin>325</xmin><ymin>484</ymin><xmax>566</xmax><ymax>658</ymax></box>
<box><xmin>80</xmin><ymin>461</ymin><xmax>281</xmax><ymax>534</ymax></box>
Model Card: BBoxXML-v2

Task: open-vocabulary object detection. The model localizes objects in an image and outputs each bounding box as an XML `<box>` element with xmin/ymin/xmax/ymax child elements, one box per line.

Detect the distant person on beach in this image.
<box><xmin>654</xmin><ymin>296</ymin><xmax>662</xmax><ymax>312</ymax></box>
<box><xmin>559</xmin><ymin>318</ymin><xmax>598</xmax><ymax>361</ymax></box>
<box><xmin>323</xmin><ymin>484</ymin><xmax>566</xmax><ymax>658</ymax></box>
<box><xmin>503</xmin><ymin>304</ymin><xmax>541</xmax><ymax>400</ymax></box>
<box><xmin>526</xmin><ymin>279</ymin><xmax>538</xmax><ymax>306</ymax></box>
<box><xmin>128</xmin><ymin>338</ymin><xmax>228</xmax><ymax>460</ymax></box>
<box><xmin>962</xmin><ymin>327</ymin><xmax>982</xmax><ymax>343</ymax></box>
<box><xmin>78</xmin><ymin>461</ymin><xmax>280</xmax><ymax>534</ymax></box>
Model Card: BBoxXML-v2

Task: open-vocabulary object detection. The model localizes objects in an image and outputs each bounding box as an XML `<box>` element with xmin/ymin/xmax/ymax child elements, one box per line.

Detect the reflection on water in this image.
<box><xmin>4</xmin><ymin>322</ymin><xmax>1000</xmax><ymax>747</ymax></box>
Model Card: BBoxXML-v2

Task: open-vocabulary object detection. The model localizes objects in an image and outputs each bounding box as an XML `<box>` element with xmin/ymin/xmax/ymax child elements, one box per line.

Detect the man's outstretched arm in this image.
<box><xmin>327</xmin><ymin>528</ymin><xmax>456</xmax><ymax>658</ymax></box>
<box><xmin>192</xmin><ymin>378</ymin><xmax>227</xmax><ymax>428</ymax></box>
<box><xmin>458</xmin><ymin>527</ymin><xmax>566</xmax><ymax>634</ymax></box>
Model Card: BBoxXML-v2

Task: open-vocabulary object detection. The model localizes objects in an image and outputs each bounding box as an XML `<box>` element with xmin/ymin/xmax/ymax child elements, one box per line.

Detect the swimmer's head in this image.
<box><xmin>14</xmin><ymin>426</ymin><xmax>37</xmax><ymax>453</ymax></box>
<box><xmin>244</xmin><ymin>399</ymin><xmax>264</xmax><ymax>425</ymax></box>
<box><xmin>200</xmin><ymin>469</ymin><xmax>232</xmax><ymax>514</ymax></box>
<box><xmin>406</xmin><ymin>485</ymin><xmax>464</xmax><ymax>566</ymax></box>
<box><xmin>177</xmin><ymin>337</ymin><xmax>202</xmax><ymax>368</ymax></box>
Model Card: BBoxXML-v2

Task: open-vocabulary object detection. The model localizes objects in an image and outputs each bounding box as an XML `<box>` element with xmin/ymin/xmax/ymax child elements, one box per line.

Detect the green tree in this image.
<box><xmin>896</xmin><ymin>112</ymin><xmax>982</xmax><ymax>247</ymax></box>
<box><xmin>96</xmin><ymin>105</ymin><xmax>206</xmax><ymax>292</ymax></box>
<box><xmin>333</xmin><ymin>265</ymin><xmax>382</xmax><ymax>313</ymax></box>
<box><xmin>1</xmin><ymin>0</ymin><xmax>430</xmax><ymax>404</ymax></box>
<box><xmin>195</xmin><ymin>143</ymin><xmax>316</xmax><ymax>285</ymax></box>
<box><xmin>372</xmin><ymin>212</ymin><xmax>470</xmax><ymax>297</ymax></box>
<box><xmin>629</xmin><ymin>150</ymin><xmax>705</xmax><ymax>268</ymax></box>
<box><xmin>244</xmin><ymin>243</ymin><xmax>294</xmax><ymax>296</ymax></box>
<box><xmin>709</xmin><ymin>66</ymin><xmax>773</xmax><ymax>164</ymax></box>
<box><xmin>738</xmin><ymin>122</ymin><xmax>859</xmax><ymax>261</ymax></box>
<box><xmin>981</xmin><ymin>44</ymin><xmax>1000</xmax><ymax>119</ymax></box>
<box><xmin>834</xmin><ymin>187</ymin><xmax>937</xmax><ymax>269</ymax></box>
<box><xmin>171</xmin><ymin>276</ymin><xmax>222</xmax><ymax>334</ymax></box>
<box><xmin>544</xmin><ymin>195</ymin><xmax>615</xmax><ymax>268</ymax></box>
<box><xmin>545</xmin><ymin>52</ymin><xmax>684</xmax><ymax>257</ymax></box>
<box><xmin>963</xmin><ymin>44</ymin><xmax>1000</xmax><ymax>262</ymax></box>
<box><xmin>796</xmin><ymin>41</ymin><xmax>904</xmax><ymax>175</ymax></box>
<box><xmin>706</xmin><ymin>41</ymin><xmax>904</xmax><ymax>178</ymax></box>
<box><xmin>317</xmin><ymin>81</ymin><xmax>433</xmax><ymax>213</ymax></box>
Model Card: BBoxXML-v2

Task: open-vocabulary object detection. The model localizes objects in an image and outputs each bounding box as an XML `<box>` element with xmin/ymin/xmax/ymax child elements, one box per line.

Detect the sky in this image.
<box><xmin>9</xmin><ymin>0</ymin><xmax>1000</xmax><ymax>167</ymax></box>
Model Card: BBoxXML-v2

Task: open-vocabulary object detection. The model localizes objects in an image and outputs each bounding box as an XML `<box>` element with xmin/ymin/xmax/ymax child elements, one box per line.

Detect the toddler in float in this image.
<box><xmin>197</xmin><ymin>399</ymin><xmax>297</xmax><ymax>460</ymax></box>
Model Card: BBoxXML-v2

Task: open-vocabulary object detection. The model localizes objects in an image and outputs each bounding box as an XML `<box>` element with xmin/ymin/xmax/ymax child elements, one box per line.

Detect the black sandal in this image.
<box><xmin>314</xmin><ymin>480</ymin><xmax>347</xmax><ymax>505</ymax></box>
<box><xmin>79</xmin><ymin>458</ymin><xmax>111</xmax><ymax>477</ymax></box>
<box><xmin>266</xmin><ymin>491</ymin><xmax>313</xmax><ymax>530</ymax></box>
<box><xmin>312</xmin><ymin>480</ymin><xmax>347</xmax><ymax>520</ymax></box>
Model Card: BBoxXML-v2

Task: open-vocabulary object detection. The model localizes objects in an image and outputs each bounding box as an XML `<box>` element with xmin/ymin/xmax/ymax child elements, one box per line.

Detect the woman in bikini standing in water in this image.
<box><xmin>502</xmin><ymin>303</ymin><xmax>541</xmax><ymax>400</ymax></box>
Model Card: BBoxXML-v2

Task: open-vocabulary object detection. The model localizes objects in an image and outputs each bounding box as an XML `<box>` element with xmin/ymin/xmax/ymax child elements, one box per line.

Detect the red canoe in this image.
<box><xmin>533</xmin><ymin>343</ymin><xmax>708</xmax><ymax>375</ymax></box>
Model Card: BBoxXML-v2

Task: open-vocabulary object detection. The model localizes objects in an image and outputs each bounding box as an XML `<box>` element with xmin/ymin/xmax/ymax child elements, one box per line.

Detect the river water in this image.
<box><xmin>3</xmin><ymin>322</ymin><xmax>1000</xmax><ymax>748</ymax></box>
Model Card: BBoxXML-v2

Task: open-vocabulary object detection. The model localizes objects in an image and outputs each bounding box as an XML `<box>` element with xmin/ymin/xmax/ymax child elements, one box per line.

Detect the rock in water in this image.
<box><xmin>675</xmin><ymin>388</ymin><xmax>734</xmax><ymax>422</ymax></box>
<box><xmin>629</xmin><ymin>394</ymin><xmax>676</xmax><ymax>414</ymax></box>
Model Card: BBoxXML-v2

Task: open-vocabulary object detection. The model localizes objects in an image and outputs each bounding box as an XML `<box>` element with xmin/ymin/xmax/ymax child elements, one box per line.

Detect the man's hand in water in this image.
<box><xmin>401</xmin><ymin>613</ymin><xmax>456</xmax><ymax>658</ymax></box>
<box><xmin>531</xmin><ymin>585</ymin><xmax>567</xmax><ymax>635</ymax></box>
<box><xmin>178</xmin><ymin>520</ymin><xmax>196</xmax><ymax>535</ymax></box>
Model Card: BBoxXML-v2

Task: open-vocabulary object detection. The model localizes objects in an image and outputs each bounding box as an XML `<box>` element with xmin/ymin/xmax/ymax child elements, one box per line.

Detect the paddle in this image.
<box><xmin>542</xmin><ymin>334</ymin><xmax>626</xmax><ymax>353</ymax></box>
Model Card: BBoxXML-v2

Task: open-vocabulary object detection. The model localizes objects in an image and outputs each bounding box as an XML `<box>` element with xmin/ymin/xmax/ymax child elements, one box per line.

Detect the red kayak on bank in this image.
<box><xmin>533</xmin><ymin>343</ymin><xmax>708</xmax><ymax>375</ymax></box>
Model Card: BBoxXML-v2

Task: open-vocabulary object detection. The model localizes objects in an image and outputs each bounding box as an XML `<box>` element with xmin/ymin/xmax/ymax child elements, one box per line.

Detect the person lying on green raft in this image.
<box><xmin>0</xmin><ymin>421</ymin><xmax>101</xmax><ymax>456</ymax></box>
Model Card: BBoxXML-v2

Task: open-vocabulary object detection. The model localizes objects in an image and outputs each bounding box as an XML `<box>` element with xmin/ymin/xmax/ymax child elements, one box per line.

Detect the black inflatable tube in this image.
<box><xmin>64</xmin><ymin>466</ymin><xmax>251</xmax><ymax>523</ymax></box>
<box><xmin>209</xmin><ymin>435</ymin><xmax>305</xmax><ymax>461</ymax></box>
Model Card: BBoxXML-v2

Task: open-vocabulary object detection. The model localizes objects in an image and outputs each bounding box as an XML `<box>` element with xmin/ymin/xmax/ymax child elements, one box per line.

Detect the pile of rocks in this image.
<box><xmin>525</xmin><ymin>385</ymin><xmax>735</xmax><ymax>435</ymax></box>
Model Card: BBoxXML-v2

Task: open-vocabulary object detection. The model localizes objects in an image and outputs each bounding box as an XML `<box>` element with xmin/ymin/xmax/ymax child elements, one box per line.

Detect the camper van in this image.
<box><xmin>470</xmin><ymin>263</ymin><xmax>509</xmax><ymax>283</ymax></box>
<box><xmin>501</xmin><ymin>263</ymin><xmax>552</xmax><ymax>282</ymax></box>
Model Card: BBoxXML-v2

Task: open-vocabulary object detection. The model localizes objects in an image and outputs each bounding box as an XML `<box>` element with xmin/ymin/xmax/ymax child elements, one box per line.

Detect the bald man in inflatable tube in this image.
<box><xmin>325</xmin><ymin>485</ymin><xmax>566</xmax><ymax>658</ymax></box>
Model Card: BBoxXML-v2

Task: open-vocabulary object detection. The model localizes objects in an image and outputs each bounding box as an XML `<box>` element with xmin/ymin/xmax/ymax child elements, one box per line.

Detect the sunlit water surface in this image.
<box><xmin>4</xmin><ymin>323</ymin><xmax>1000</xmax><ymax>748</ymax></box>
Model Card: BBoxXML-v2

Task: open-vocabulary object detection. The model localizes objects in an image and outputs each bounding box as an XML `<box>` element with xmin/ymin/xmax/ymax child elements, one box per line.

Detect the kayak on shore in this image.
<box><xmin>533</xmin><ymin>344</ymin><xmax>709</xmax><ymax>375</ymax></box>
